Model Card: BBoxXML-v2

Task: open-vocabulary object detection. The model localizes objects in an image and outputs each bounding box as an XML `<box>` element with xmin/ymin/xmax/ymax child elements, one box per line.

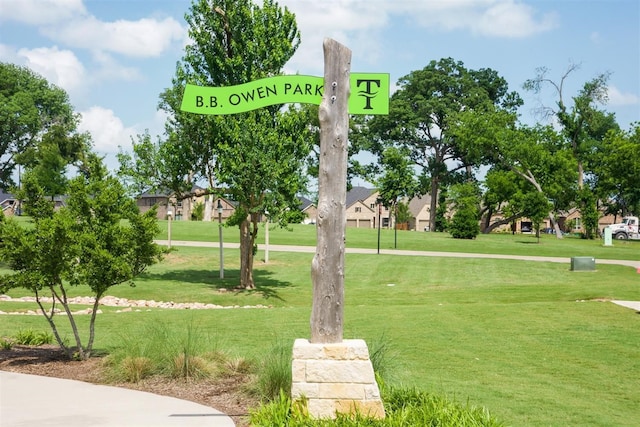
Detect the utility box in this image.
<box><xmin>571</xmin><ymin>257</ymin><xmax>596</xmax><ymax>271</ymax></box>
<box><xmin>603</xmin><ymin>227</ymin><xmax>612</xmax><ymax>246</ymax></box>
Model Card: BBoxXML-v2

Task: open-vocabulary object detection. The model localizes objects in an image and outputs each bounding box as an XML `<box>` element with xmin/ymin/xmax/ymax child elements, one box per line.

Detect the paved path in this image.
<box><xmin>0</xmin><ymin>371</ymin><xmax>235</xmax><ymax>427</ymax></box>
<box><xmin>158</xmin><ymin>240</ymin><xmax>640</xmax><ymax>269</ymax></box>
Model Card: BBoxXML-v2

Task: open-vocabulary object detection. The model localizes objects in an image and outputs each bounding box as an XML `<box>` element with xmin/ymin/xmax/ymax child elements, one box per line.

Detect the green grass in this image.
<box><xmin>158</xmin><ymin>220</ymin><xmax>640</xmax><ymax>261</ymax></box>
<box><xmin>2</xmin><ymin>222</ymin><xmax>640</xmax><ymax>426</ymax></box>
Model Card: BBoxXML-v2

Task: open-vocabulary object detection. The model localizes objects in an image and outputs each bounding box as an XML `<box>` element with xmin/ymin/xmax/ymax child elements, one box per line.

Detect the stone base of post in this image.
<box><xmin>291</xmin><ymin>338</ymin><xmax>385</xmax><ymax>420</ymax></box>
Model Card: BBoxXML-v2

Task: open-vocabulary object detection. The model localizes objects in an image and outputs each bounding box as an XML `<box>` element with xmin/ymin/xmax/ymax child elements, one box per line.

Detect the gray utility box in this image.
<box><xmin>571</xmin><ymin>257</ymin><xmax>596</xmax><ymax>271</ymax></box>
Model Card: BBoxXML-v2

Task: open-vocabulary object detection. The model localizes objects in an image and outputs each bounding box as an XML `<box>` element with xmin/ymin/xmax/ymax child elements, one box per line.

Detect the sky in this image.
<box><xmin>1</xmin><ymin>0</ymin><xmax>639</xmax><ymax>176</ymax></box>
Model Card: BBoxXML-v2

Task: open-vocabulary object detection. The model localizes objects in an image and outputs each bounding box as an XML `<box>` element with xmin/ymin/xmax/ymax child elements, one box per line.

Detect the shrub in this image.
<box><xmin>251</xmin><ymin>341</ymin><xmax>292</xmax><ymax>401</ymax></box>
<box><xmin>249</xmin><ymin>384</ymin><xmax>505</xmax><ymax>426</ymax></box>
<box><xmin>13</xmin><ymin>329</ymin><xmax>53</xmax><ymax>346</ymax></box>
<box><xmin>171</xmin><ymin>353</ymin><xmax>210</xmax><ymax>380</ymax></box>
<box><xmin>104</xmin><ymin>320</ymin><xmax>220</xmax><ymax>383</ymax></box>
<box><xmin>369</xmin><ymin>335</ymin><xmax>397</xmax><ymax>384</ymax></box>
<box><xmin>0</xmin><ymin>337</ymin><xmax>14</xmax><ymax>350</ymax></box>
<box><xmin>120</xmin><ymin>356</ymin><xmax>154</xmax><ymax>383</ymax></box>
<box><xmin>448</xmin><ymin>183</ymin><xmax>481</xmax><ymax>239</ymax></box>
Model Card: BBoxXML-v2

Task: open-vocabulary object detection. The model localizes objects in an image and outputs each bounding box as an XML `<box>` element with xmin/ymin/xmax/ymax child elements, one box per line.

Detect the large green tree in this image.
<box><xmin>0</xmin><ymin>159</ymin><xmax>163</xmax><ymax>360</ymax></box>
<box><xmin>524</xmin><ymin>65</ymin><xmax>619</xmax><ymax>238</ymax></box>
<box><xmin>367</xmin><ymin>58</ymin><xmax>521</xmax><ymax>232</ymax></box>
<box><xmin>0</xmin><ymin>63</ymin><xmax>84</xmax><ymax>190</ymax></box>
<box><xmin>453</xmin><ymin>107</ymin><xmax>577</xmax><ymax>238</ymax></box>
<box><xmin>154</xmin><ymin>0</ymin><xmax>306</xmax><ymax>289</ymax></box>
<box><xmin>593</xmin><ymin>123</ymin><xmax>640</xmax><ymax>216</ymax></box>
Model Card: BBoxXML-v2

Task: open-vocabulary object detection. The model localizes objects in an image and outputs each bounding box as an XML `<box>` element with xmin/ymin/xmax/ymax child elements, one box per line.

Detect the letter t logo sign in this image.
<box><xmin>356</xmin><ymin>79</ymin><xmax>381</xmax><ymax>110</ymax></box>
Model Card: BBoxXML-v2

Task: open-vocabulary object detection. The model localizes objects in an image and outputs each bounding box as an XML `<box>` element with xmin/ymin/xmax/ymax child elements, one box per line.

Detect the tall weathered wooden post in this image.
<box><xmin>310</xmin><ymin>38</ymin><xmax>350</xmax><ymax>344</ymax></box>
<box><xmin>291</xmin><ymin>38</ymin><xmax>385</xmax><ymax>420</ymax></box>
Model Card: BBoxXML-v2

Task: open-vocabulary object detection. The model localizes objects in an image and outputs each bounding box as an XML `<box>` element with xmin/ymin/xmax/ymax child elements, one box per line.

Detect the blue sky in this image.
<box><xmin>1</xmin><ymin>0</ymin><xmax>638</xmax><ymax>172</ymax></box>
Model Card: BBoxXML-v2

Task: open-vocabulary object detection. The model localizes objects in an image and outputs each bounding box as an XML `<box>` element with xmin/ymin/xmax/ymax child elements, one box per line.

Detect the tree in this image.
<box><xmin>521</xmin><ymin>191</ymin><xmax>551</xmax><ymax>242</ymax></box>
<box><xmin>448</xmin><ymin>182</ymin><xmax>481</xmax><ymax>239</ymax></box>
<box><xmin>154</xmin><ymin>0</ymin><xmax>306</xmax><ymax>289</ymax></box>
<box><xmin>375</xmin><ymin>146</ymin><xmax>418</xmax><ymax>247</ymax></box>
<box><xmin>0</xmin><ymin>159</ymin><xmax>163</xmax><ymax>360</ymax></box>
<box><xmin>524</xmin><ymin>64</ymin><xmax>617</xmax><ymax>188</ymax></box>
<box><xmin>592</xmin><ymin>123</ymin><xmax>640</xmax><ymax>217</ymax></box>
<box><xmin>480</xmin><ymin>169</ymin><xmax>527</xmax><ymax>233</ymax></box>
<box><xmin>524</xmin><ymin>65</ymin><xmax>619</xmax><ymax>238</ymax></box>
<box><xmin>367</xmin><ymin>58</ymin><xmax>521</xmax><ymax>232</ymax></box>
<box><xmin>0</xmin><ymin>63</ymin><xmax>82</xmax><ymax>190</ymax></box>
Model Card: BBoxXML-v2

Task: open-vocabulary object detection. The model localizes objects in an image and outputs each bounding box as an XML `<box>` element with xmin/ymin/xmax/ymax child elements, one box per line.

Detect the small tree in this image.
<box><xmin>0</xmin><ymin>159</ymin><xmax>163</xmax><ymax>360</ymax></box>
<box><xmin>521</xmin><ymin>191</ymin><xmax>551</xmax><ymax>242</ymax></box>
<box><xmin>448</xmin><ymin>182</ymin><xmax>481</xmax><ymax>239</ymax></box>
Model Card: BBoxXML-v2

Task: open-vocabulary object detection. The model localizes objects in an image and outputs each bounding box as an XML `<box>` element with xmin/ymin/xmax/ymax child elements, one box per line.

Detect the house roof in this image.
<box><xmin>408</xmin><ymin>194</ymin><xmax>431</xmax><ymax>216</ymax></box>
<box><xmin>0</xmin><ymin>191</ymin><xmax>16</xmax><ymax>203</ymax></box>
<box><xmin>298</xmin><ymin>196</ymin><xmax>315</xmax><ymax>211</ymax></box>
<box><xmin>346</xmin><ymin>186</ymin><xmax>376</xmax><ymax>208</ymax></box>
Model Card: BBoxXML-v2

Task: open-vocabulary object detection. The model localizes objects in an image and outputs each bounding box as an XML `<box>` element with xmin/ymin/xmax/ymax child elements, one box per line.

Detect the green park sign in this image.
<box><xmin>181</xmin><ymin>73</ymin><xmax>389</xmax><ymax>115</ymax></box>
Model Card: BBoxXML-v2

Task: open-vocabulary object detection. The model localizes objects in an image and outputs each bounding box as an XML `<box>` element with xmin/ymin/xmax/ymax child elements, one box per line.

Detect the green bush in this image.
<box><xmin>448</xmin><ymin>183</ymin><xmax>481</xmax><ymax>239</ymax></box>
<box><xmin>251</xmin><ymin>341</ymin><xmax>292</xmax><ymax>401</ymax></box>
<box><xmin>0</xmin><ymin>337</ymin><xmax>14</xmax><ymax>350</ymax></box>
<box><xmin>13</xmin><ymin>329</ymin><xmax>53</xmax><ymax>346</ymax></box>
<box><xmin>249</xmin><ymin>384</ymin><xmax>504</xmax><ymax>426</ymax></box>
<box><xmin>105</xmin><ymin>320</ymin><xmax>219</xmax><ymax>382</ymax></box>
<box><xmin>369</xmin><ymin>335</ymin><xmax>396</xmax><ymax>384</ymax></box>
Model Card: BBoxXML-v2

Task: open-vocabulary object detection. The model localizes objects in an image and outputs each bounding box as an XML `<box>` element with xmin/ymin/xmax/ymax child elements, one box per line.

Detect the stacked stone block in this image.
<box><xmin>291</xmin><ymin>338</ymin><xmax>385</xmax><ymax>419</ymax></box>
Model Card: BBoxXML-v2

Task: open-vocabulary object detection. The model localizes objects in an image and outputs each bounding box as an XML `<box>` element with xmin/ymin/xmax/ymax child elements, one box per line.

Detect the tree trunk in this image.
<box><xmin>239</xmin><ymin>215</ymin><xmax>256</xmax><ymax>289</ymax></box>
<box><xmin>482</xmin><ymin>213</ymin><xmax>521</xmax><ymax>234</ymax></box>
<box><xmin>310</xmin><ymin>38</ymin><xmax>351</xmax><ymax>344</ymax></box>
<box><xmin>203</xmin><ymin>195</ymin><xmax>213</xmax><ymax>222</ymax></box>
<box><xmin>428</xmin><ymin>176</ymin><xmax>439</xmax><ymax>232</ymax></box>
<box><xmin>577</xmin><ymin>161</ymin><xmax>584</xmax><ymax>189</ymax></box>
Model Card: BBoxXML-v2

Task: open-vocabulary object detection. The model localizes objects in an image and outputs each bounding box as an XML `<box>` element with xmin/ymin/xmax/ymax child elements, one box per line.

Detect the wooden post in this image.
<box><xmin>310</xmin><ymin>38</ymin><xmax>352</xmax><ymax>344</ymax></box>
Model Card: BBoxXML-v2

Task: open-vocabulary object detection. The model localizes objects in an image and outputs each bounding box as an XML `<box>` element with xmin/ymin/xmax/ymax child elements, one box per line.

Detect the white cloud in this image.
<box><xmin>281</xmin><ymin>0</ymin><xmax>558</xmax><ymax>74</ymax></box>
<box><xmin>44</xmin><ymin>16</ymin><xmax>186</xmax><ymax>58</ymax></box>
<box><xmin>398</xmin><ymin>0</ymin><xmax>558</xmax><ymax>38</ymax></box>
<box><xmin>17</xmin><ymin>46</ymin><xmax>86</xmax><ymax>94</ymax></box>
<box><xmin>91</xmin><ymin>51</ymin><xmax>142</xmax><ymax>82</ymax></box>
<box><xmin>280</xmin><ymin>0</ymin><xmax>389</xmax><ymax>73</ymax></box>
<box><xmin>607</xmin><ymin>85</ymin><xmax>639</xmax><ymax>106</ymax></box>
<box><xmin>474</xmin><ymin>1</ymin><xmax>558</xmax><ymax>37</ymax></box>
<box><xmin>79</xmin><ymin>106</ymin><xmax>136</xmax><ymax>153</ymax></box>
<box><xmin>0</xmin><ymin>0</ymin><xmax>86</xmax><ymax>25</ymax></box>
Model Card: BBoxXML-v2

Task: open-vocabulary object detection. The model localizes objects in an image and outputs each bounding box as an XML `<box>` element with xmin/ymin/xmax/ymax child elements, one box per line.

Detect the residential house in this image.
<box><xmin>408</xmin><ymin>195</ymin><xmax>432</xmax><ymax>231</ymax></box>
<box><xmin>344</xmin><ymin>186</ymin><xmax>396</xmax><ymax>228</ymax></box>
<box><xmin>0</xmin><ymin>191</ymin><xmax>17</xmax><ymax>215</ymax></box>
<box><xmin>136</xmin><ymin>186</ymin><xmax>209</xmax><ymax>221</ymax></box>
<box><xmin>299</xmin><ymin>196</ymin><xmax>317</xmax><ymax>224</ymax></box>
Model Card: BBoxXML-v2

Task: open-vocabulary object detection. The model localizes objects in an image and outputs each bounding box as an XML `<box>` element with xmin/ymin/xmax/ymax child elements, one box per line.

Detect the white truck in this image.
<box><xmin>609</xmin><ymin>216</ymin><xmax>640</xmax><ymax>240</ymax></box>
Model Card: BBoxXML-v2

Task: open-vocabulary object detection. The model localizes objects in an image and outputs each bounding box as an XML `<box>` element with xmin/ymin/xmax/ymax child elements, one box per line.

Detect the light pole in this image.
<box><xmin>217</xmin><ymin>199</ymin><xmax>224</xmax><ymax>279</ymax></box>
<box><xmin>377</xmin><ymin>203</ymin><xmax>381</xmax><ymax>254</ymax></box>
<box><xmin>264</xmin><ymin>210</ymin><xmax>269</xmax><ymax>264</ymax></box>
<box><xmin>167</xmin><ymin>210</ymin><xmax>173</xmax><ymax>249</ymax></box>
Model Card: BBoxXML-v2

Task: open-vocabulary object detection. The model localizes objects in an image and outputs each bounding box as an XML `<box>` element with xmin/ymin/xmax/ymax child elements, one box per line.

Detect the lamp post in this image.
<box><xmin>167</xmin><ymin>210</ymin><xmax>173</xmax><ymax>249</ymax></box>
<box><xmin>377</xmin><ymin>204</ymin><xmax>381</xmax><ymax>254</ymax></box>
<box><xmin>217</xmin><ymin>199</ymin><xmax>224</xmax><ymax>279</ymax></box>
<box><xmin>264</xmin><ymin>210</ymin><xmax>269</xmax><ymax>264</ymax></box>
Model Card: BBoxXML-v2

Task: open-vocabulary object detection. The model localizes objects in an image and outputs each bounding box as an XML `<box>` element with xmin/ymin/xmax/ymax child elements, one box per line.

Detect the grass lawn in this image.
<box><xmin>157</xmin><ymin>220</ymin><xmax>640</xmax><ymax>261</ymax></box>
<box><xmin>1</xmin><ymin>223</ymin><xmax>640</xmax><ymax>426</ymax></box>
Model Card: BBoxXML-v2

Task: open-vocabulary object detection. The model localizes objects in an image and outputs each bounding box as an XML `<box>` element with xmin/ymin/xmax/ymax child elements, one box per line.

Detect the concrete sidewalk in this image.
<box><xmin>0</xmin><ymin>371</ymin><xmax>235</xmax><ymax>427</ymax></box>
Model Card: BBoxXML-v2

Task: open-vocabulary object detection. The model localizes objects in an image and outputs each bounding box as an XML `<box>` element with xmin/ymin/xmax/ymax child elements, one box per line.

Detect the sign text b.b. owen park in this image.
<box><xmin>180</xmin><ymin>73</ymin><xmax>389</xmax><ymax>115</ymax></box>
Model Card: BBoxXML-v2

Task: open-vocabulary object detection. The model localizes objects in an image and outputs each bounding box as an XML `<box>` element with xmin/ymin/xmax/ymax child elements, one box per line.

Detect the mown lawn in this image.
<box><xmin>154</xmin><ymin>219</ymin><xmax>640</xmax><ymax>261</ymax></box>
<box><xmin>1</xmin><ymin>223</ymin><xmax>639</xmax><ymax>426</ymax></box>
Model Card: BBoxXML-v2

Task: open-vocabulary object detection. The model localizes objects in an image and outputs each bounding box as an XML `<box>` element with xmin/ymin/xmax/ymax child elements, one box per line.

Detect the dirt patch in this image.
<box><xmin>0</xmin><ymin>345</ymin><xmax>259</xmax><ymax>427</ymax></box>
